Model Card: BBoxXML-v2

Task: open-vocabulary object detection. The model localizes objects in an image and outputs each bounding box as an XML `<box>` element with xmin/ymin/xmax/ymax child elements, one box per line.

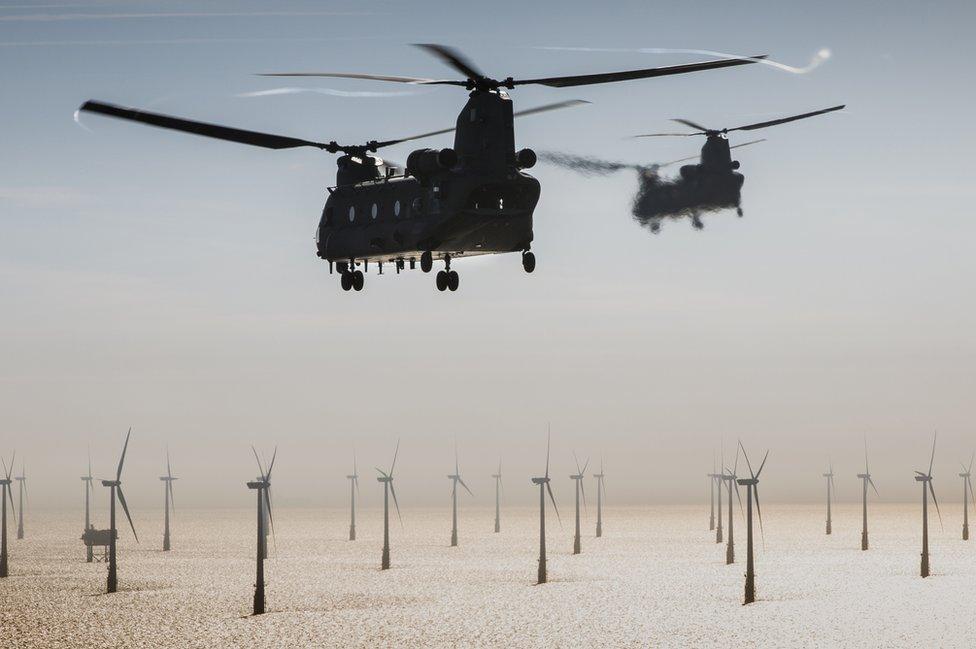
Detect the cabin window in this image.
<box><xmin>348</xmin><ymin>206</ymin><xmax>356</xmax><ymax>222</ymax></box>
<box><xmin>371</xmin><ymin>203</ymin><xmax>378</xmax><ymax>219</ymax></box>
<box><xmin>394</xmin><ymin>199</ymin><xmax>401</xmax><ymax>218</ymax></box>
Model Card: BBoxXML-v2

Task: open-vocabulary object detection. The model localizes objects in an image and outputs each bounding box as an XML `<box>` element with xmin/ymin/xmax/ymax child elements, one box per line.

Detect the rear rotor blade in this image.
<box><xmin>414</xmin><ymin>43</ymin><xmax>485</xmax><ymax>80</ymax></box>
<box><xmin>1</xmin><ymin>452</ymin><xmax>11</xmax><ymax>481</ymax></box>
<box><xmin>632</xmin><ymin>131</ymin><xmax>700</xmax><ymax>138</ymax></box>
<box><xmin>673</xmin><ymin>118</ymin><xmax>710</xmax><ymax>132</ymax></box>
<box><xmin>537</xmin><ymin>151</ymin><xmax>640</xmax><ymax>176</ymax></box>
<box><xmin>730</xmin><ymin>138</ymin><xmax>766</xmax><ymax>151</ymax></box>
<box><xmin>726</xmin><ymin>104</ymin><xmax>845</xmax><ymax>133</ymax></box>
<box><xmin>513</xmin><ymin>55</ymin><xmax>766</xmax><ymax>88</ymax></box>
<box><xmin>117</xmin><ymin>428</ymin><xmax>131</xmax><ymax>481</ymax></box>
<box><xmin>88</xmin><ymin>447</ymin><xmax>93</xmax><ymax>480</ymax></box>
<box><xmin>257</xmin><ymin>71</ymin><xmax>452</xmax><ymax>84</ymax></box>
<box><xmin>573</xmin><ymin>451</ymin><xmax>581</xmax><ymax>476</ymax></box>
<box><xmin>116</xmin><ymin>486</ymin><xmax>138</xmax><ymax>543</ymax></box>
<box><xmin>80</xmin><ymin>101</ymin><xmax>334</xmax><ymax>151</ymax></box>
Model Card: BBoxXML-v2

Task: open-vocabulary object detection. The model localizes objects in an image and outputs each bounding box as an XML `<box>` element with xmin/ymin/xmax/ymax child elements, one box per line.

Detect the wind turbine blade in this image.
<box><xmin>755</xmin><ymin>450</ymin><xmax>769</xmax><ymax>479</ymax></box>
<box><xmin>354</xmin><ymin>475</ymin><xmax>360</xmax><ymax>496</ymax></box>
<box><xmin>265</xmin><ymin>446</ymin><xmax>277</xmax><ymax>481</ymax></box>
<box><xmin>6</xmin><ymin>481</ymin><xmax>14</xmax><ymax>517</ymax></box>
<box><xmin>375</xmin><ymin>467</ymin><xmax>388</xmax><ymax>478</ymax></box>
<box><xmin>868</xmin><ymin>477</ymin><xmax>880</xmax><ymax>497</ymax></box>
<box><xmin>545</xmin><ymin>427</ymin><xmax>551</xmax><ymax>480</ymax></box>
<box><xmin>1</xmin><ymin>454</ymin><xmax>9</xmax><ymax>481</ymax></box>
<box><xmin>928</xmin><ymin>432</ymin><xmax>937</xmax><ymax>477</ymax></box>
<box><xmin>753</xmin><ymin>486</ymin><xmax>765</xmax><ymax>548</ymax></box>
<box><xmin>580</xmin><ymin>477</ymin><xmax>587</xmax><ymax>511</ymax></box>
<box><xmin>263</xmin><ymin>488</ymin><xmax>276</xmax><ymax>549</ymax></box>
<box><xmin>166</xmin><ymin>446</ymin><xmax>172</xmax><ymax>480</ymax></box>
<box><xmin>389</xmin><ymin>482</ymin><xmax>403</xmax><ymax>527</ymax></box>
<box><xmin>733</xmin><ymin>444</ymin><xmax>740</xmax><ymax>475</ymax></box>
<box><xmin>455</xmin><ymin>437</ymin><xmax>459</xmax><ymax>476</ymax></box>
<box><xmin>88</xmin><ymin>447</ymin><xmax>93</xmax><ymax>479</ymax></box>
<box><xmin>929</xmin><ymin>482</ymin><xmax>943</xmax><ymax>531</ymax></box>
<box><xmin>734</xmin><ymin>480</ymin><xmax>744</xmax><ymax>515</ymax></box>
<box><xmin>168</xmin><ymin>480</ymin><xmax>175</xmax><ymax>513</ymax></box>
<box><xmin>251</xmin><ymin>446</ymin><xmax>266</xmax><ymax>478</ymax></box>
<box><xmin>581</xmin><ymin>458</ymin><xmax>589</xmax><ymax>476</ymax></box>
<box><xmin>116</xmin><ymin>486</ymin><xmax>138</xmax><ymax>543</ymax></box>
<box><xmin>738</xmin><ymin>440</ymin><xmax>755</xmax><ymax>479</ymax></box>
<box><xmin>390</xmin><ymin>438</ymin><xmax>400</xmax><ymax>476</ymax></box>
<box><xmin>117</xmin><ymin>428</ymin><xmax>131</xmax><ymax>481</ymax></box>
<box><xmin>969</xmin><ymin>476</ymin><xmax>975</xmax><ymax>505</ymax></box>
<box><xmin>864</xmin><ymin>436</ymin><xmax>870</xmax><ymax>474</ymax></box>
<box><xmin>969</xmin><ymin>451</ymin><xmax>975</xmax><ymax>475</ymax></box>
<box><xmin>458</xmin><ymin>477</ymin><xmax>474</xmax><ymax>497</ymax></box>
<box><xmin>546</xmin><ymin>482</ymin><xmax>561</xmax><ymax>525</ymax></box>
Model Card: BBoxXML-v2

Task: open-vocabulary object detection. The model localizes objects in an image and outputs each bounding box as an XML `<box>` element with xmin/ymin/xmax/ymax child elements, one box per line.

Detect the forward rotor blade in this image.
<box><xmin>673</xmin><ymin>118</ymin><xmax>710</xmax><ymax>132</ymax></box>
<box><xmin>734</xmin><ymin>480</ymin><xmax>744</xmax><ymax>517</ymax></box>
<box><xmin>389</xmin><ymin>482</ymin><xmax>403</xmax><ymax>527</ymax></box>
<box><xmin>537</xmin><ymin>151</ymin><xmax>641</xmax><ymax>176</ymax></box>
<box><xmin>581</xmin><ymin>458</ymin><xmax>590</xmax><ymax>477</ymax></box>
<box><xmin>928</xmin><ymin>432</ymin><xmax>937</xmax><ymax>477</ymax></box>
<box><xmin>730</xmin><ymin>138</ymin><xmax>766</xmax><ymax>151</ymax></box>
<box><xmin>632</xmin><ymin>131</ymin><xmax>700</xmax><ymax>138</ymax></box>
<box><xmin>117</xmin><ymin>428</ymin><xmax>131</xmax><ymax>482</ymax></box>
<box><xmin>80</xmin><ymin>101</ymin><xmax>333</xmax><ymax>151</ymax></box>
<box><xmin>458</xmin><ymin>477</ymin><xmax>474</xmax><ymax>498</ymax></box>
<box><xmin>513</xmin><ymin>55</ymin><xmax>766</xmax><ymax>88</ymax></box>
<box><xmin>733</xmin><ymin>444</ymin><xmax>740</xmax><ymax>476</ymax></box>
<box><xmin>755</xmin><ymin>450</ymin><xmax>770</xmax><ymax>479</ymax></box>
<box><xmin>252</xmin><ymin>446</ymin><xmax>266</xmax><ymax>478</ymax></box>
<box><xmin>546</xmin><ymin>482</ymin><xmax>561</xmax><ymax>525</ymax></box>
<box><xmin>414</xmin><ymin>43</ymin><xmax>485</xmax><ymax>80</ymax></box>
<box><xmin>928</xmin><ymin>481</ymin><xmax>943</xmax><ymax>531</ymax></box>
<box><xmin>116</xmin><ymin>486</ymin><xmax>138</xmax><ymax>543</ymax></box>
<box><xmin>726</xmin><ymin>104</ymin><xmax>845</xmax><ymax>133</ymax></box>
<box><xmin>389</xmin><ymin>438</ymin><xmax>400</xmax><ymax>476</ymax></box>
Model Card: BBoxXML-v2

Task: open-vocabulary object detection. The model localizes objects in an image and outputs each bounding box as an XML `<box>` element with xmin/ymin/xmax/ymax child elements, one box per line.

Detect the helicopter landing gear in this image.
<box><xmin>650</xmin><ymin>222</ymin><xmax>661</xmax><ymax>234</ymax></box>
<box><xmin>420</xmin><ymin>251</ymin><xmax>433</xmax><ymax>273</ymax></box>
<box><xmin>522</xmin><ymin>251</ymin><xmax>536</xmax><ymax>273</ymax></box>
<box><xmin>340</xmin><ymin>269</ymin><xmax>364</xmax><ymax>291</ymax></box>
<box><xmin>435</xmin><ymin>270</ymin><xmax>458</xmax><ymax>291</ymax></box>
<box><xmin>691</xmin><ymin>215</ymin><xmax>704</xmax><ymax>230</ymax></box>
<box><xmin>736</xmin><ymin>207</ymin><xmax>744</xmax><ymax>217</ymax></box>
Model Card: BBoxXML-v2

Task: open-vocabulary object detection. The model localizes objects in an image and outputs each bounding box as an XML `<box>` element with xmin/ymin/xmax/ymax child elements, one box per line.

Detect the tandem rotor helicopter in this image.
<box><xmin>79</xmin><ymin>44</ymin><xmax>764</xmax><ymax>292</ymax></box>
<box><xmin>540</xmin><ymin>104</ymin><xmax>845</xmax><ymax>233</ymax></box>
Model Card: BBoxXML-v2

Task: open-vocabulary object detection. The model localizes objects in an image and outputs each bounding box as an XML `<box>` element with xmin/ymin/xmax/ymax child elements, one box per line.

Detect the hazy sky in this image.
<box><xmin>2</xmin><ymin>0</ymin><xmax>975</xmax><ymax>512</ymax></box>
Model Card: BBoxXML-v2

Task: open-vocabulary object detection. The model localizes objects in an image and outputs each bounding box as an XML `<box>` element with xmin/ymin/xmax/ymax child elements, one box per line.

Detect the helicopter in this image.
<box><xmin>540</xmin><ymin>104</ymin><xmax>845</xmax><ymax>233</ymax></box>
<box><xmin>79</xmin><ymin>44</ymin><xmax>764</xmax><ymax>291</ymax></box>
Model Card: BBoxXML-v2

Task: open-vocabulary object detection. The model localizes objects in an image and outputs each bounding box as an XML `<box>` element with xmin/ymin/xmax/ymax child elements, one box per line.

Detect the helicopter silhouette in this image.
<box><xmin>540</xmin><ymin>104</ymin><xmax>845</xmax><ymax>233</ymax></box>
<box><xmin>79</xmin><ymin>44</ymin><xmax>763</xmax><ymax>291</ymax></box>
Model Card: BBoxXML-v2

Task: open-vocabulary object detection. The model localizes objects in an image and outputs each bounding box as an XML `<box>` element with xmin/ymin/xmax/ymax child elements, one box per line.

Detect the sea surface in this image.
<box><xmin>1</xmin><ymin>504</ymin><xmax>972</xmax><ymax>648</ymax></box>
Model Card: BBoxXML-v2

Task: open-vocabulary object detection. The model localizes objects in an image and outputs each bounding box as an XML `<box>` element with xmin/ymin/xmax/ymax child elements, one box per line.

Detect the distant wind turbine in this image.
<box><xmin>915</xmin><ymin>433</ymin><xmax>942</xmax><ymax>578</ymax></box>
<box><xmin>593</xmin><ymin>458</ymin><xmax>605</xmax><ymax>538</ymax></box>
<box><xmin>0</xmin><ymin>452</ymin><xmax>14</xmax><ymax>578</ymax></box>
<box><xmin>102</xmin><ymin>429</ymin><xmax>138</xmax><ymax>594</ymax></box>
<box><xmin>531</xmin><ymin>430</ymin><xmax>560</xmax><ymax>584</ymax></box>
<box><xmin>570</xmin><ymin>452</ymin><xmax>588</xmax><ymax>555</ymax></box>
<box><xmin>15</xmin><ymin>462</ymin><xmax>26</xmax><ymax>540</ymax></box>
<box><xmin>823</xmin><ymin>460</ymin><xmax>835</xmax><ymax>536</ymax></box>
<box><xmin>737</xmin><ymin>441</ymin><xmax>768</xmax><ymax>605</ymax></box>
<box><xmin>247</xmin><ymin>446</ymin><xmax>276</xmax><ymax>615</ymax></box>
<box><xmin>160</xmin><ymin>448</ymin><xmax>177</xmax><ymax>551</ymax></box>
<box><xmin>723</xmin><ymin>447</ymin><xmax>742</xmax><ymax>565</ymax></box>
<box><xmin>82</xmin><ymin>450</ymin><xmax>95</xmax><ymax>562</ymax></box>
<box><xmin>959</xmin><ymin>452</ymin><xmax>974</xmax><ymax>541</ymax></box>
<box><xmin>376</xmin><ymin>440</ymin><xmax>401</xmax><ymax>570</ymax></box>
<box><xmin>347</xmin><ymin>450</ymin><xmax>359</xmax><ymax>541</ymax></box>
<box><xmin>491</xmin><ymin>459</ymin><xmax>502</xmax><ymax>533</ymax></box>
<box><xmin>447</xmin><ymin>441</ymin><xmax>473</xmax><ymax>547</ymax></box>
<box><xmin>857</xmin><ymin>437</ymin><xmax>879</xmax><ymax>551</ymax></box>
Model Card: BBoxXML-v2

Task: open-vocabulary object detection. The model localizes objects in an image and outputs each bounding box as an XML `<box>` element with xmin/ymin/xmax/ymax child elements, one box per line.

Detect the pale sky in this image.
<box><xmin>1</xmin><ymin>0</ymin><xmax>975</xmax><ymax>511</ymax></box>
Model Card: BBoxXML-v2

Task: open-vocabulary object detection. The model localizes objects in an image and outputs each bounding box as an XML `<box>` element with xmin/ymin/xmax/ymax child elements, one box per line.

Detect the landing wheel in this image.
<box><xmin>447</xmin><ymin>270</ymin><xmax>459</xmax><ymax>292</ymax></box>
<box><xmin>352</xmin><ymin>270</ymin><xmax>364</xmax><ymax>291</ymax></box>
<box><xmin>436</xmin><ymin>270</ymin><xmax>448</xmax><ymax>291</ymax></box>
<box><xmin>650</xmin><ymin>223</ymin><xmax>661</xmax><ymax>234</ymax></box>
<box><xmin>421</xmin><ymin>251</ymin><xmax>433</xmax><ymax>273</ymax></box>
<box><xmin>692</xmin><ymin>217</ymin><xmax>704</xmax><ymax>230</ymax></box>
<box><xmin>340</xmin><ymin>271</ymin><xmax>353</xmax><ymax>291</ymax></box>
<box><xmin>736</xmin><ymin>207</ymin><xmax>744</xmax><ymax>217</ymax></box>
<box><xmin>522</xmin><ymin>251</ymin><xmax>536</xmax><ymax>273</ymax></box>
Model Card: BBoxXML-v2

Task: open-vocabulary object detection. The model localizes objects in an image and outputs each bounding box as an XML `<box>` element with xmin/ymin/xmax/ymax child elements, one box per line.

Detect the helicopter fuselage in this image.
<box><xmin>316</xmin><ymin>89</ymin><xmax>539</xmax><ymax>270</ymax></box>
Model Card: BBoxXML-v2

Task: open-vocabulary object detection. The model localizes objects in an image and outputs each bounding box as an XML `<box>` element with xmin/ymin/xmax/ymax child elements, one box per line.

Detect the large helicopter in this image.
<box><xmin>79</xmin><ymin>44</ymin><xmax>763</xmax><ymax>291</ymax></box>
<box><xmin>540</xmin><ymin>104</ymin><xmax>845</xmax><ymax>233</ymax></box>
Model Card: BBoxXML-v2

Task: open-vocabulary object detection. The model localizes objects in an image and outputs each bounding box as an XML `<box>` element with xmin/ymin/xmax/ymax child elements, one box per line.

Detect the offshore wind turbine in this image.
<box><xmin>0</xmin><ymin>452</ymin><xmax>14</xmax><ymax>578</ymax></box>
<box><xmin>376</xmin><ymin>439</ymin><xmax>401</xmax><ymax>570</ymax></box>
<box><xmin>247</xmin><ymin>446</ymin><xmax>276</xmax><ymax>615</ymax></box>
<box><xmin>857</xmin><ymin>437</ymin><xmax>879</xmax><ymax>550</ymax></box>
<box><xmin>707</xmin><ymin>452</ymin><xmax>718</xmax><ymax>531</ymax></box>
<box><xmin>594</xmin><ymin>458</ymin><xmax>605</xmax><ymax>538</ymax></box>
<box><xmin>737</xmin><ymin>441</ymin><xmax>768</xmax><ymax>605</ymax></box>
<box><xmin>915</xmin><ymin>433</ymin><xmax>942</xmax><ymax>578</ymax></box>
<box><xmin>959</xmin><ymin>453</ymin><xmax>974</xmax><ymax>541</ymax></box>
<box><xmin>82</xmin><ymin>450</ymin><xmax>95</xmax><ymax>562</ymax></box>
<box><xmin>722</xmin><ymin>447</ymin><xmax>742</xmax><ymax>565</ymax></box>
<box><xmin>160</xmin><ymin>449</ymin><xmax>177</xmax><ymax>551</ymax></box>
<box><xmin>715</xmin><ymin>446</ymin><xmax>724</xmax><ymax>544</ymax></box>
<box><xmin>492</xmin><ymin>459</ymin><xmax>502</xmax><ymax>533</ymax></box>
<box><xmin>570</xmin><ymin>453</ymin><xmax>588</xmax><ymax>555</ymax></box>
<box><xmin>15</xmin><ymin>462</ymin><xmax>26</xmax><ymax>540</ymax></box>
<box><xmin>447</xmin><ymin>441</ymin><xmax>473</xmax><ymax>547</ymax></box>
<box><xmin>102</xmin><ymin>429</ymin><xmax>138</xmax><ymax>593</ymax></box>
<box><xmin>531</xmin><ymin>431</ymin><xmax>560</xmax><ymax>584</ymax></box>
<box><xmin>347</xmin><ymin>450</ymin><xmax>360</xmax><ymax>541</ymax></box>
<box><xmin>823</xmin><ymin>460</ymin><xmax>835</xmax><ymax>535</ymax></box>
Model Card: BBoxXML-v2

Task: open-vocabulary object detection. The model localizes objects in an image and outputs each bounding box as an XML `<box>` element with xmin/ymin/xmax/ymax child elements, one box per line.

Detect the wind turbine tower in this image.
<box><xmin>959</xmin><ymin>453</ymin><xmax>974</xmax><ymax>541</ymax></box>
<box><xmin>492</xmin><ymin>460</ymin><xmax>502</xmax><ymax>533</ymax></box>
<box><xmin>246</xmin><ymin>446</ymin><xmax>276</xmax><ymax>615</ymax></box>
<box><xmin>102</xmin><ymin>429</ymin><xmax>138</xmax><ymax>594</ymax></box>
<box><xmin>447</xmin><ymin>442</ymin><xmax>473</xmax><ymax>547</ymax></box>
<box><xmin>857</xmin><ymin>438</ymin><xmax>879</xmax><ymax>551</ymax></box>
<box><xmin>823</xmin><ymin>461</ymin><xmax>835</xmax><ymax>535</ymax></box>
<box><xmin>376</xmin><ymin>440</ymin><xmax>402</xmax><ymax>570</ymax></box>
<box><xmin>82</xmin><ymin>452</ymin><xmax>94</xmax><ymax>562</ymax></box>
<box><xmin>915</xmin><ymin>433</ymin><xmax>942</xmax><ymax>578</ymax></box>
<box><xmin>347</xmin><ymin>451</ymin><xmax>359</xmax><ymax>541</ymax></box>
<box><xmin>594</xmin><ymin>459</ymin><xmax>605</xmax><ymax>538</ymax></box>
<box><xmin>160</xmin><ymin>449</ymin><xmax>177</xmax><ymax>551</ymax></box>
<box><xmin>570</xmin><ymin>453</ymin><xmax>588</xmax><ymax>555</ymax></box>
<box><xmin>531</xmin><ymin>431</ymin><xmax>560</xmax><ymax>584</ymax></box>
<box><xmin>0</xmin><ymin>453</ymin><xmax>14</xmax><ymax>579</ymax></box>
<box><xmin>15</xmin><ymin>463</ymin><xmax>26</xmax><ymax>540</ymax></box>
<box><xmin>737</xmin><ymin>441</ymin><xmax>768</xmax><ymax>605</ymax></box>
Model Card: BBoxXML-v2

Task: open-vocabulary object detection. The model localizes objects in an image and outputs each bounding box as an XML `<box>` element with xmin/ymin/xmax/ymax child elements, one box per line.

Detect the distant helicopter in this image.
<box><xmin>79</xmin><ymin>44</ymin><xmax>763</xmax><ymax>292</ymax></box>
<box><xmin>540</xmin><ymin>104</ymin><xmax>845</xmax><ymax>233</ymax></box>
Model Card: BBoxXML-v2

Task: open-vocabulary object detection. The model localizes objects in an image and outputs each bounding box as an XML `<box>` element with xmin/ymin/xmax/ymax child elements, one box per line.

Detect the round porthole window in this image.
<box><xmin>348</xmin><ymin>206</ymin><xmax>355</xmax><ymax>222</ymax></box>
<box><xmin>394</xmin><ymin>200</ymin><xmax>401</xmax><ymax>217</ymax></box>
<box><xmin>371</xmin><ymin>203</ymin><xmax>378</xmax><ymax>219</ymax></box>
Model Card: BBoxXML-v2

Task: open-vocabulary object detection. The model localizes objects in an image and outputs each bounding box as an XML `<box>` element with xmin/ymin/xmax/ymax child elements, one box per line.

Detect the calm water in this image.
<box><xmin>1</xmin><ymin>504</ymin><xmax>973</xmax><ymax>648</ymax></box>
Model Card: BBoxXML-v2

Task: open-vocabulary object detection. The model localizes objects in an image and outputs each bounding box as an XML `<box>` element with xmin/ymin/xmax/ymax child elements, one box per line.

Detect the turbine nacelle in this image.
<box><xmin>737</xmin><ymin>478</ymin><xmax>758</xmax><ymax>486</ymax></box>
<box><xmin>531</xmin><ymin>477</ymin><xmax>550</xmax><ymax>485</ymax></box>
<box><xmin>246</xmin><ymin>480</ymin><xmax>269</xmax><ymax>490</ymax></box>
